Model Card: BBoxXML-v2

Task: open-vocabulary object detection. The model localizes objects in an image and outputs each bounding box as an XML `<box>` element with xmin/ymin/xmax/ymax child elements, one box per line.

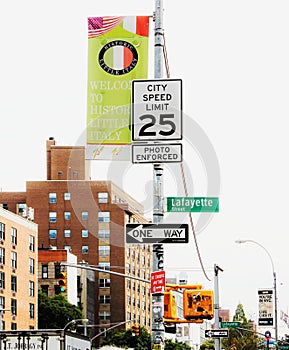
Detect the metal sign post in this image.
<box><xmin>152</xmin><ymin>1</ymin><xmax>165</xmax><ymax>349</ymax></box>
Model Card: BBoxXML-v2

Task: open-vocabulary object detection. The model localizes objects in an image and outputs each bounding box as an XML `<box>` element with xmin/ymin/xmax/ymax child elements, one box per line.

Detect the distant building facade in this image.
<box><xmin>0</xmin><ymin>138</ymin><xmax>152</xmax><ymax>341</ymax></box>
<box><xmin>0</xmin><ymin>208</ymin><xmax>38</xmax><ymax>330</ymax></box>
<box><xmin>38</xmin><ymin>248</ymin><xmax>78</xmax><ymax>305</ymax></box>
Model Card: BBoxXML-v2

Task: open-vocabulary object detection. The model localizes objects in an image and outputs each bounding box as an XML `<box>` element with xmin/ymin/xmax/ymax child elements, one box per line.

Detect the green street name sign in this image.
<box><xmin>167</xmin><ymin>197</ymin><xmax>219</xmax><ymax>213</ymax></box>
<box><xmin>221</xmin><ymin>322</ymin><xmax>241</xmax><ymax>328</ymax></box>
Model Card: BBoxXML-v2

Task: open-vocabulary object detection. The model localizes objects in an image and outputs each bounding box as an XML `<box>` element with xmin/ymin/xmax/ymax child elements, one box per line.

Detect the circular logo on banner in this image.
<box><xmin>98</xmin><ymin>40</ymin><xmax>138</xmax><ymax>75</ymax></box>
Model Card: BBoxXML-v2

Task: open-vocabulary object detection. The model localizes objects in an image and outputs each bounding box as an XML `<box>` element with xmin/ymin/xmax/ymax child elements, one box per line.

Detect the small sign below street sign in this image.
<box><xmin>167</xmin><ymin>197</ymin><xmax>219</xmax><ymax>212</ymax></box>
<box><xmin>132</xmin><ymin>143</ymin><xmax>182</xmax><ymax>164</ymax></box>
<box><xmin>126</xmin><ymin>223</ymin><xmax>189</xmax><ymax>244</ymax></box>
<box><xmin>205</xmin><ymin>329</ymin><xmax>229</xmax><ymax>338</ymax></box>
<box><xmin>221</xmin><ymin>321</ymin><xmax>241</xmax><ymax>328</ymax></box>
<box><xmin>151</xmin><ymin>271</ymin><xmax>166</xmax><ymax>294</ymax></box>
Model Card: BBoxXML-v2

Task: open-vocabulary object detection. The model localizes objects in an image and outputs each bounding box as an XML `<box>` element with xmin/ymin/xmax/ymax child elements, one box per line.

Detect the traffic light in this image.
<box><xmin>164</xmin><ymin>291</ymin><xmax>177</xmax><ymax>320</ymax></box>
<box><xmin>132</xmin><ymin>324</ymin><xmax>140</xmax><ymax>336</ymax></box>
<box><xmin>183</xmin><ymin>289</ymin><xmax>214</xmax><ymax>321</ymax></box>
<box><xmin>58</xmin><ymin>272</ymin><xmax>67</xmax><ymax>293</ymax></box>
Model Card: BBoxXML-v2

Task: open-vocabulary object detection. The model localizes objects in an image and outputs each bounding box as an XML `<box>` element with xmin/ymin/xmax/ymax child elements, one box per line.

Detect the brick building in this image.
<box><xmin>0</xmin><ymin>207</ymin><xmax>38</xmax><ymax>330</ymax></box>
<box><xmin>0</xmin><ymin>138</ymin><xmax>152</xmax><ymax>340</ymax></box>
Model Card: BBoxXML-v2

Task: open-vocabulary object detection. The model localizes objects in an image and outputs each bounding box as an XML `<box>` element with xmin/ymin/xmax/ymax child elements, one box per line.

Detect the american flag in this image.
<box><xmin>88</xmin><ymin>17</ymin><xmax>124</xmax><ymax>38</ymax></box>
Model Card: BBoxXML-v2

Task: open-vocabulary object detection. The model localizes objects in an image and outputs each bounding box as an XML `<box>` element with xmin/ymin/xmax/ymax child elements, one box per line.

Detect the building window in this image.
<box><xmin>29</xmin><ymin>258</ymin><xmax>35</xmax><ymax>274</ymax></box>
<box><xmin>99</xmin><ymin>295</ymin><xmax>111</xmax><ymax>304</ymax></box>
<box><xmin>49</xmin><ymin>229</ymin><xmax>57</xmax><ymax>239</ymax></box>
<box><xmin>99</xmin><ymin>311</ymin><xmax>111</xmax><ymax>320</ymax></box>
<box><xmin>29</xmin><ymin>235</ymin><xmax>35</xmax><ymax>252</ymax></box>
<box><xmin>98</xmin><ymin>192</ymin><xmax>108</xmax><ymax>203</ymax></box>
<box><xmin>0</xmin><ymin>272</ymin><xmax>5</xmax><ymax>289</ymax></box>
<box><xmin>81</xmin><ymin>211</ymin><xmax>88</xmax><ymax>220</ymax></box>
<box><xmin>98</xmin><ymin>230</ymin><xmax>110</xmax><ymax>240</ymax></box>
<box><xmin>64</xmin><ymin>212</ymin><xmax>71</xmax><ymax>220</ymax></box>
<box><xmin>11</xmin><ymin>322</ymin><xmax>17</xmax><ymax>330</ymax></box>
<box><xmin>11</xmin><ymin>252</ymin><xmax>17</xmax><ymax>269</ymax></box>
<box><xmin>0</xmin><ymin>248</ymin><xmax>4</xmax><ymax>265</ymax></box>
<box><xmin>11</xmin><ymin>299</ymin><xmax>17</xmax><ymax>316</ymax></box>
<box><xmin>49</xmin><ymin>212</ymin><xmax>57</xmax><ymax>223</ymax></box>
<box><xmin>42</xmin><ymin>265</ymin><xmax>48</xmax><ymax>279</ymax></box>
<box><xmin>29</xmin><ymin>303</ymin><xmax>35</xmax><ymax>319</ymax></box>
<box><xmin>64</xmin><ymin>230</ymin><xmax>71</xmax><ymax>238</ymax></box>
<box><xmin>64</xmin><ymin>246</ymin><xmax>71</xmax><ymax>252</ymax></box>
<box><xmin>64</xmin><ymin>192</ymin><xmax>71</xmax><ymax>201</ymax></box>
<box><xmin>0</xmin><ymin>296</ymin><xmax>4</xmax><ymax>309</ymax></box>
<box><xmin>0</xmin><ymin>223</ymin><xmax>5</xmax><ymax>240</ymax></box>
<box><xmin>17</xmin><ymin>203</ymin><xmax>26</xmax><ymax>216</ymax></box>
<box><xmin>99</xmin><ymin>262</ymin><xmax>110</xmax><ymax>271</ymax></box>
<box><xmin>99</xmin><ymin>279</ymin><xmax>110</xmax><ymax>288</ymax></box>
<box><xmin>98</xmin><ymin>246</ymin><xmax>110</xmax><ymax>256</ymax></box>
<box><xmin>82</xmin><ymin>246</ymin><xmax>88</xmax><ymax>254</ymax></box>
<box><xmin>11</xmin><ymin>275</ymin><xmax>17</xmax><ymax>292</ymax></box>
<box><xmin>54</xmin><ymin>264</ymin><xmax>61</xmax><ymax>278</ymax></box>
<box><xmin>41</xmin><ymin>285</ymin><xmax>49</xmax><ymax>295</ymax></box>
<box><xmin>29</xmin><ymin>281</ymin><xmax>35</xmax><ymax>297</ymax></box>
<box><xmin>98</xmin><ymin>212</ymin><xmax>110</xmax><ymax>222</ymax></box>
<box><xmin>49</xmin><ymin>193</ymin><xmax>57</xmax><ymax>203</ymax></box>
<box><xmin>82</xmin><ymin>230</ymin><xmax>88</xmax><ymax>238</ymax></box>
<box><xmin>99</xmin><ymin>328</ymin><xmax>107</xmax><ymax>337</ymax></box>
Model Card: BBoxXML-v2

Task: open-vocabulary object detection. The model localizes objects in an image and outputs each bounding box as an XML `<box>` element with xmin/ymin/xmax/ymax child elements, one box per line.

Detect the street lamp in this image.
<box><xmin>90</xmin><ymin>319</ymin><xmax>135</xmax><ymax>348</ymax></box>
<box><xmin>235</xmin><ymin>239</ymin><xmax>278</xmax><ymax>345</ymax></box>
<box><xmin>63</xmin><ymin>318</ymin><xmax>89</xmax><ymax>332</ymax></box>
<box><xmin>60</xmin><ymin>318</ymin><xmax>89</xmax><ymax>350</ymax></box>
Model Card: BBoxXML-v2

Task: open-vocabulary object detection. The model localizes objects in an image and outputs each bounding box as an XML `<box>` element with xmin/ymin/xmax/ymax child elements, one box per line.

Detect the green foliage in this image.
<box><xmin>38</xmin><ymin>290</ymin><xmax>83</xmax><ymax>330</ymax></box>
<box><xmin>99</xmin><ymin>326</ymin><xmax>193</xmax><ymax>349</ymax></box>
<box><xmin>100</xmin><ymin>326</ymin><xmax>151</xmax><ymax>349</ymax></box>
<box><xmin>233</xmin><ymin>303</ymin><xmax>248</xmax><ymax>324</ymax></box>
<box><xmin>200</xmin><ymin>340</ymin><xmax>215</xmax><ymax>350</ymax></box>
<box><xmin>164</xmin><ymin>338</ymin><xmax>192</xmax><ymax>349</ymax></box>
<box><xmin>222</xmin><ymin>303</ymin><xmax>260</xmax><ymax>350</ymax></box>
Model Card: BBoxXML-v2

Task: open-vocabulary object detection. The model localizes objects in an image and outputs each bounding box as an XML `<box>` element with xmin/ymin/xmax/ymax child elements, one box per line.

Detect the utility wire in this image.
<box><xmin>162</xmin><ymin>33</ymin><xmax>211</xmax><ymax>282</ymax></box>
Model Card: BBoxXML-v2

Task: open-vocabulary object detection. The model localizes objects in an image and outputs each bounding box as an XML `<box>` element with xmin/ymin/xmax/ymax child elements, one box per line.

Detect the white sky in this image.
<box><xmin>1</xmin><ymin>0</ymin><xmax>289</xmax><ymax>339</ymax></box>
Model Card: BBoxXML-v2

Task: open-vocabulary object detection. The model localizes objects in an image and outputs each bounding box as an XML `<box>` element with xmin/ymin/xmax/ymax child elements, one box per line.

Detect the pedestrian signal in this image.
<box><xmin>183</xmin><ymin>290</ymin><xmax>214</xmax><ymax>320</ymax></box>
<box><xmin>58</xmin><ymin>272</ymin><xmax>67</xmax><ymax>292</ymax></box>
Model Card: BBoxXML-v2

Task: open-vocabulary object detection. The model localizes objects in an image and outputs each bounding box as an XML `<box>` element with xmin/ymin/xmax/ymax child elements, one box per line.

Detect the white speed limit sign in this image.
<box><xmin>132</xmin><ymin>79</ymin><xmax>182</xmax><ymax>141</ymax></box>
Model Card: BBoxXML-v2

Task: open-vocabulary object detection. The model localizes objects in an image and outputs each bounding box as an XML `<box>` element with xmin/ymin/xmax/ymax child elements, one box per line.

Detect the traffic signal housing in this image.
<box><xmin>58</xmin><ymin>272</ymin><xmax>67</xmax><ymax>293</ymax></box>
<box><xmin>183</xmin><ymin>289</ymin><xmax>214</xmax><ymax>321</ymax></box>
<box><xmin>164</xmin><ymin>291</ymin><xmax>177</xmax><ymax>320</ymax></box>
<box><xmin>132</xmin><ymin>324</ymin><xmax>140</xmax><ymax>336</ymax></box>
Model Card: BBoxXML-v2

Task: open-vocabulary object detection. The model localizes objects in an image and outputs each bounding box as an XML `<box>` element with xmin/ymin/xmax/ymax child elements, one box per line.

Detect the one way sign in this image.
<box><xmin>126</xmin><ymin>223</ymin><xmax>189</xmax><ymax>244</ymax></box>
<box><xmin>205</xmin><ymin>329</ymin><xmax>229</xmax><ymax>338</ymax></box>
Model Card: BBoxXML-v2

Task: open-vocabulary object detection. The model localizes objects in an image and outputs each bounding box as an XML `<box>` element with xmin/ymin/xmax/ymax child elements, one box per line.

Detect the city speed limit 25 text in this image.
<box><xmin>132</xmin><ymin>79</ymin><xmax>182</xmax><ymax>141</ymax></box>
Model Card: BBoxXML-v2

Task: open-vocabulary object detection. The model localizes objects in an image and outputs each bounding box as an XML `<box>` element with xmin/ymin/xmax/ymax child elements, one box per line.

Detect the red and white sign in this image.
<box><xmin>151</xmin><ymin>270</ymin><xmax>165</xmax><ymax>294</ymax></box>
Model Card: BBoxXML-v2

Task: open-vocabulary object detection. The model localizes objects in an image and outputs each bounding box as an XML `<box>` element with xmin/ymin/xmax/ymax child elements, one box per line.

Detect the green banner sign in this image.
<box><xmin>167</xmin><ymin>197</ymin><xmax>219</xmax><ymax>213</ymax></box>
<box><xmin>221</xmin><ymin>322</ymin><xmax>241</xmax><ymax>328</ymax></box>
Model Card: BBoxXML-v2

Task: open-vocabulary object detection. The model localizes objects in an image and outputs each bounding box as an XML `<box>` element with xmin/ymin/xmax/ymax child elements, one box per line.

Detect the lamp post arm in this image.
<box><xmin>90</xmin><ymin>319</ymin><xmax>135</xmax><ymax>344</ymax></box>
<box><xmin>235</xmin><ymin>239</ymin><xmax>278</xmax><ymax>346</ymax></box>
